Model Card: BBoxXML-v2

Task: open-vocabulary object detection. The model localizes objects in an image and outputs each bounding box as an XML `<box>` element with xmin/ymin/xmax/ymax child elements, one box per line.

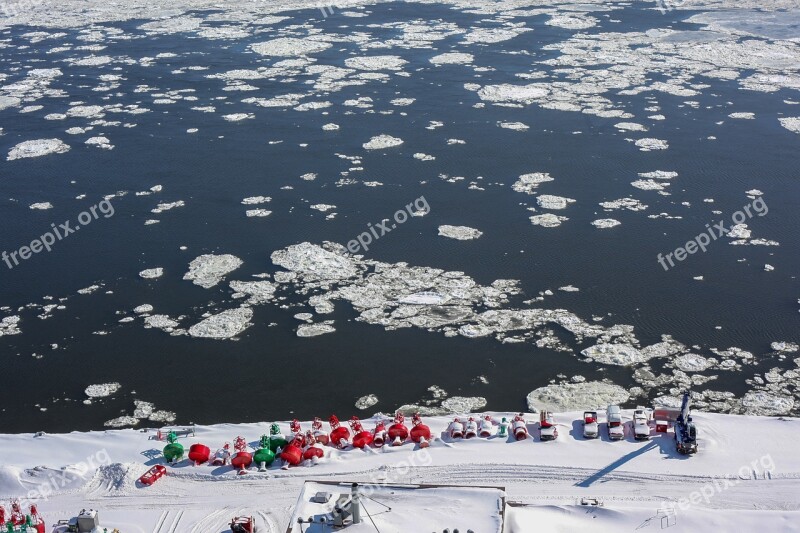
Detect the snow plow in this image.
<box><xmin>606</xmin><ymin>405</ymin><xmax>624</xmax><ymax>440</ymax></box>
<box><xmin>633</xmin><ymin>407</ymin><xmax>652</xmax><ymax>441</ymax></box>
<box><xmin>582</xmin><ymin>411</ymin><xmax>599</xmax><ymax>439</ymax></box>
<box><xmin>675</xmin><ymin>390</ymin><xmax>698</xmax><ymax>455</ymax></box>
<box><xmin>539</xmin><ymin>410</ymin><xmax>558</xmax><ymax>441</ymax></box>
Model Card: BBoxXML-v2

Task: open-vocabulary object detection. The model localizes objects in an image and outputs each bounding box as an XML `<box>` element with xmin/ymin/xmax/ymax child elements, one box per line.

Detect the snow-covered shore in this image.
<box><xmin>0</xmin><ymin>411</ymin><xmax>798</xmax><ymax>531</ymax></box>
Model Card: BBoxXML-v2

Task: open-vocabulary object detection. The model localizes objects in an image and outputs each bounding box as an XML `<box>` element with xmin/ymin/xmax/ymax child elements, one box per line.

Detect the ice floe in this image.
<box><xmin>138</xmin><ymin>268</ymin><xmax>163</xmax><ymax>279</ymax></box>
<box><xmin>355</xmin><ymin>394</ymin><xmax>379</xmax><ymax>410</ymax></box>
<box><xmin>85</xmin><ymin>382</ymin><xmax>121</xmax><ymax>398</ymax></box>
<box><xmin>250</xmin><ymin>38</ymin><xmax>331</xmax><ymax>57</ymax></box>
<box><xmin>438</xmin><ymin>225</ymin><xmax>483</xmax><ymax>240</ymax></box>
<box><xmin>363</xmin><ymin>134</ymin><xmax>403</xmax><ymax>150</ymax></box>
<box><xmin>183</xmin><ymin>254</ymin><xmax>243</xmax><ymax>288</ymax></box>
<box><xmin>188</xmin><ymin>307</ymin><xmax>253</xmax><ymax>339</ymax></box>
<box><xmin>536</xmin><ymin>195</ymin><xmax>575</xmax><ymax>210</ymax></box>
<box><xmin>634</xmin><ymin>138</ymin><xmax>669</xmax><ymax>151</ymax></box>
<box><xmin>7</xmin><ymin>139</ymin><xmax>70</xmax><ymax>160</ymax></box>
<box><xmin>297</xmin><ymin>321</ymin><xmax>336</xmax><ymax>337</ymax></box>
<box><xmin>591</xmin><ymin>218</ymin><xmax>621</xmax><ymax>228</ymax></box>
<box><xmin>530</xmin><ymin>214</ymin><xmax>568</xmax><ymax>228</ymax></box>
<box><xmin>345</xmin><ymin>56</ymin><xmax>407</xmax><ymax>71</ymax></box>
<box><xmin>429</xmin><ymin>52</ymin><xmax>474</xmax><ymax>65</ymax></box>
<box><xmin>778</xmin><ymin>117</ymin><xmax>800</xmax><ymax>133</ymax></box>
<box><xmin>527</xmin><ymin>382</ymin><xmax>630</xmax><ymax>412</ymax></box>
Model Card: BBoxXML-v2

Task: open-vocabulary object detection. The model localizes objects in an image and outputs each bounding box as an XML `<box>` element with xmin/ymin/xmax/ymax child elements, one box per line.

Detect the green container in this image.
<box><xmin>164</xmin><ymin>442</ymin><xmax>184</xmax><ymax>462</ymax></box>
<box><xmin>268</xmin><ymin>437</ymin><xmax>288</xmax><ymax>453</ymax></box>
<box><xmin>253</xmin><ymin>447</ymin><xmax>275</xmax><ymax>466</ymax></box>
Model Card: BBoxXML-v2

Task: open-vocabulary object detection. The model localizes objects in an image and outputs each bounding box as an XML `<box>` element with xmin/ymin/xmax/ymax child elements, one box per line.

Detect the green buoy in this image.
<box><xmin>163</xmin><ymin>431</ymin><xmax>185</xmax><ymax>463</ymax></box>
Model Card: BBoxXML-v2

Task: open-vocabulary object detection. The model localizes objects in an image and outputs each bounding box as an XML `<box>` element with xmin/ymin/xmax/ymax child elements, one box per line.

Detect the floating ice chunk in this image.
<box><xmin>271</xmin><ymin>242</ymin><xmax>358</xmax><ymax>281</ymax></box>
<box><xmin>635</xmin><ymin>138</ymin><xmax>669</xmax><ymax>151</ymax></box>
<box><xmin>246</xmin><ymin>209</ymin><xmax>271</xmax><ymax>217</ymax></box>
<box><xmin>104</xmin><ymin>416</ymin><xmax>138</xmax><ymax>428</ymax></box>
<box><xmin>390</xmin><ymin>98</ymin><xmax>415</xmax><ymax>106</ymax></box>
<box><xmin>151</xmin><ymin>200</ymin><xmax>184</xmax><ymax>214</ymax></box>
<box><xmin>355</xmin><ymin>394</ymin><xmax>379</xmax><ymax>410</ymax></box>
<box><xmin>526</xmin><ymin>381</ymin><xmax>629</xmax><ymax>412</ymax></box>
<box><xmin>139</xmin><ymin>268</ymin><xmax>163</xmax><ymax>279</ymax></box>
<box><xmin>133</xmin><ymin>304</ymin><xmax>153</xmax><ymax>314</ymax></box>
<box><xmin>250</xmin><ymin>38</ymin><xmax>331</xmax><ymax>57</ymax></box>
<box><xmin>438</xmin><ymin>225</ymin><xmax>482</xmax><ymax>240</ymax></box>
<box><xmin>728</xmin><ymin>224</ymin><xmax>751</xmax><ymax>239</ymax></box>
<box><xmin>463</xmin><ymin>27</ymin><xmax>531</xmax><ymax>44</ymax></box>
<box><xmin>345</xmin><ymin>55</ymin><xmax>407</xmax><ymax>71</ymax></box>
<box><xmin>545</xmin><ymin>14</ymin><xmax>598</xmax><ymax>30</ymax></box>
<box><xmin>615</xmin><ymin>122</ymin><xmax>648</xmax><ymax>131</ymax></box>
<box><xmin>778</xmin><ymin>117</ymin><xmax>800</xmax><ymax>133</ymax></box>
<box><xmin>188</xmin><ymin>307</ymin><xmax>253</xmax><ymax>339</ymax></box>
<box><xmin>310</xmin><ymin>204</ymin><xmax>336</xmax><ymax>212</ymax></box>
<box><xmin>297</xmin><ymin>321</ymin><xmax>336</xmax><ymax>337</ymax></box>
<box><xmin>729</xmin><ymin>112</ymin><xmax>755</xmax><ymax>119</ymax></box>
<box><xmin>223</xmin><ymin>113</ymin><xmax>254</xmax><ymax>122</ymax></box>
<box><xmin>413</xmin><ymin>153</ymin><xmax>435</xmax><ymax>161</ymax></box>
<box><xmin>529</xmin><ymin>213</ymin><xmax>567</xmax><ymax>227</ymax></box>
<box><xmin>86</xmin><ymin>135</ymin><xmax>115</xmax><ymax>151</ymax></box>
<box><xmin>85</xmin><ymin>382</ymin><xmax>121</xmax><ymax>398</ymax></box>
<box><xmin>0</xmin><ymin>316</ymin><xmax>22</xmax><ymax>337</ymax></box>
<box><xmin>322</xmin><ymin>123</ymin><xmax>340</xmax><ymax>131</ymax></box>
<box><xmin>441</xmin><ymin>396</ymin><xmax>487</xmax><ymax>413</ymax></box>
<box><xmin>631</xmin><ymin>179</ymin><xmax>668</xmax><ymax>191</ymax></box>
<box><xmin>638</xmin><ymin>170</ymin><xmax>678</xmax><ymax>180</ymax></box>
<box><xmin>771</xmin><ymin>341</ymin><xmax>799</xmax><ymax>353</ymax></box>
<box><xmin>429</xmin><ymin>52</ymin><xmax>474</xmax><ymax>65</ymax></box>
<box><xmin>397</xmin><ymin>292</ymin><xmax>450</xmax><ymax>305</ymax></box>
<box><xmin>29</xmin><ymin>202</ymin><xmax>53</xmax><ymax>210</ymax></box>
<box><xmin>144</xmin><ymin>314</ymin><xmax>179</xmax><ymax>331</ymax></box>
<box><xmin>536</xmin><ymin>195</ymin><xmax>575</xmax><ymax>210</ymax></box>
<box><xmin>581</xmin><ymin>343</ymin><xmax>644</xmax><ymax>365</ymax></box>
<box><xmin>674</xmin><ymin>354</ymin><xmax>712</xmax><ymax>372</ymax></box>
<box><xmin>0</xmin><ymin>96</ymin><xmax>21</xmax><ymax>111</ymax></box>
<box><xmin>591</xmin><ymin>218</ymin><xmax>621</xmax><ymax>228</ymax></box>
<box><xmin>764</xmin><ymin>264</ymin><xmax>774</xmax><ymax>272</ymax></box>
<box><xmin>742</xmin><ymin>391</ymin><xmax>794</xmax><ymax>416</ymax></box>
<box><xmin>513</xmin><ymin>173</ymin><xmax>553</xmax><ymax>194</ymax></box>
<box><xmin>599</xmin><ymin>198</ymin><xmax>648</xmax><ymax>211</ymax></box>
<box><xmin>183</xmin><ymin>254</ymin><xmax>243</xmax><ymax>288</ymax></box>
<box><xmin>7</xmin><ymin>138</ymin><xmax>70</xmax><ymax>160</ymax></box>
<box><xmin>498</xmin><ymin>121</ymin><xmax>529</xmax><ymax>131</ymax></box>
<box><xmin>230</xmin><ymin>280</ymin><xmax>276</xmax><ymax>304</ymax></box>
<box><xmin>241</xmin><ymin>196</ymin><xmax>271</xmax><ymax>205</ymax></box>
<box><xmin>363</xmin><ymin>134</ymin><xmax>403</xmax><ymax>150</ymax></box>
<box><xmin>478</xmin><ymin>83</ymin><xmax>549</xmax><ymax>104</ymax></box>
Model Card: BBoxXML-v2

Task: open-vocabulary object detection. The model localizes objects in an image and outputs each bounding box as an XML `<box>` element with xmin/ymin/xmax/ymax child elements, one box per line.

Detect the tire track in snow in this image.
<box><xmin>152</xmin><ymin>510</ymin><xmax>168</xmax><ymax>533</ymax></box>
<box><xmin>168</xmin><ymin>510</ymin><xmax>183</xmax><ymax>533</ymax></box>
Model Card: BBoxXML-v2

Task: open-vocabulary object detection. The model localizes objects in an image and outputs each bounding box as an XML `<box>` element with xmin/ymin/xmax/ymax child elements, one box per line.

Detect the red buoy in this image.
<box><xmin>303</xmin><ymin>446</ymin><xmax>325</xmax><ymax>460</ymax></box>
<box><xmin>329</xmin><ymin>415</ymin><xmax>351</xmax><ymax>448</ymax></box>
<box><xmin>188</xmin><ymin>444</ymin><xmax>211</xmax><ymax>465</ymax></box>
<box><xmin>231</xmin><ymin>452</ymin><xmax>253</xmax><ymax>469</ymax></box>
<box><xmin>349</xmin><ymin>417</ymin><xmax>374</xmax><ymax>449</ymax></box>
<box><xmin>373</xmin><ymin>421</ymin><xmax>387</xmax><ymax>448</ymax></box>
<box><xmin>410</xmin><ymin>413</ymin><xmax>431</xmax><ymax>447</ymax></box>
<box><xmin>280</xmin><ymin>436</ymin><xmax>304</xmax><ymax>466</ymax></box>
<box><xmin>388</xmin><ymin>412</ymin><xmax>409</xmax><ymax>446</ymax></box>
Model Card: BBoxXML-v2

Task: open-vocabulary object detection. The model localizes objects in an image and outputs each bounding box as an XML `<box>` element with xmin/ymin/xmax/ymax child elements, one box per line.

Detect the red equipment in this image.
<box><xmin>312</xmin><ymin>417</ymin><xmax>330</xmax><ymax>445</ymax></box>
<box><xmin>303</xmin><ymin>431</ymin><xmax>325</xmax><ymax>460</ymax></box>
<box><xmin>188</xmin><ymin>443</ymin><xmax>211</xmax><ymax>465</ymax></box>
<box><xmin>448</xmin><ymin>417</ymin><xmax>464</xmax><ymax>439</ymax></box>
<box><xmin>388</xmin><ymin>412</ymin><xmax>409</xmax><ymax>446</ymax></box>
<box><xmin>230</xmin><ymin>515</ymin><xmax>255</xmax><ymax>533</ymax></box>
<box><xmin>29</xmin><ymin>504</ymin><xmax>45</xmax><ymax>533</ymax></box>
<box><xmin>290</xmin><ymin>419</ymin><xmax>302</xmax><ymax>436</ymax></box>
<box><xmin>231</xmin><ymin>436</ymin><xmax>253</xmax><ymax>475</ymax></box>
<box><xmin>0</xmin><ymin>505</ymin><xmax>5</xmax><ymax>524</ymax></box>
<box><xmin>10</xmin><ymin>500</ymin><xmax>25</xmax><ymax>526</ymax></box>
<box><xmin>349</xmin><ymin>416</ymin><xmax>374</xmax><ymax>449</ymax></box>
<box><xmin>329</xmin><ymin>415</ymin><xmax>351</xmax><ymax>448</ymax></box>
<box><xmin>373</xmin><ymin>420</ymin><xmax>387</xmax><ymax>448</ymax></box>
<box><xmin>410</xmin><ymin>413</ymin><xmax>431</xmax><ymax>448</ymax></box>
<box><xmin>513</xmin><ymin>413</ymin><xmax>528</xmax><ymax>440</ymax></box>
<box><xmin>280</xmin><ymin>435</ymin><xmax>305</xmax><ymax>466</ymax></box>
<box><xmin>138</xmin><ymin>464</ymin><xmax>167</xmax><ymax>485</ymax></box>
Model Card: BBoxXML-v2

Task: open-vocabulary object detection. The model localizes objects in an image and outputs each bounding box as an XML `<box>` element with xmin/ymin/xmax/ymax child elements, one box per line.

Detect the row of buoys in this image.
<box><xmin>0</xmin><ymin>502</ymin><xmax>45</xmax><ymax>533</ymax></box>
<box><xmin>164</xmin><ymin>413</ymin><xmax>434</xmax><ymax>473</ymax></box>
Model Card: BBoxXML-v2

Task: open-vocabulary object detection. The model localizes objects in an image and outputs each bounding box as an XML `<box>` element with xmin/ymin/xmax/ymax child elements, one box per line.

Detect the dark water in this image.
<box><xmin>0</xmin><ymin>2</ymin><xmax>798</xmax><ymax>432</ymax></box>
